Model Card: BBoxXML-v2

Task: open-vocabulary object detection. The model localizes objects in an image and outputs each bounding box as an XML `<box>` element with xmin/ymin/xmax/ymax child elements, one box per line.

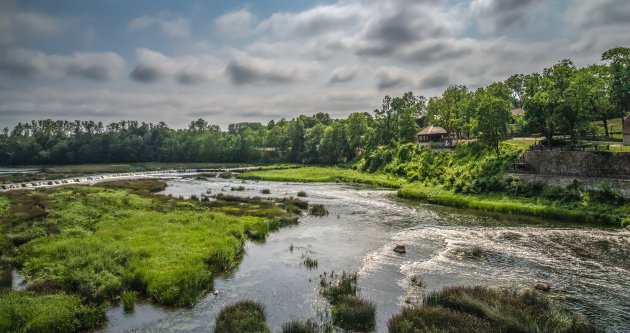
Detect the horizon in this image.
<box><xmin>1</xmin><ymin>0</ymin><xmax>629</xmax><ymax>129</ymax></box>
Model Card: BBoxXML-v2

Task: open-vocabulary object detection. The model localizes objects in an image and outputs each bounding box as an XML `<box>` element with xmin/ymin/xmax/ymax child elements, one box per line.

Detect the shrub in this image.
<box><xmin>214</xmin><ymin>300</ymin><xmax>271</xmax><ymax>333</ymax></box>
<box><xmin>331</xmin><ymin>296</ymin><xmax>376</xmax><ymax>332</ymax></box>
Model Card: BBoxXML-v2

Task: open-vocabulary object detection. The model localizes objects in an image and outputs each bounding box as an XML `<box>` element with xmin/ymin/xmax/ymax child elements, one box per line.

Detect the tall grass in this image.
<box><xmin>214</xmin><ymin>300</ymin><xmax>271</xmax><ymax>333</ymax></box>
<box><xmin>0</xmin><ymin>291</ymin><xmax>105</xmax><ymax>333</ymax></box>
<box><xmin>282</xmin><ymin>319</ymin><xmax>332</xmax><ymax>333</ymax></box>
<box><xmin>331</xmin><ymin>296</ymin><xmax>375</xmax><ymax>332</ymax></box>
<box><xmin>122</xmin><ymin>291</ymin><xmax>136</xmax><ymax>312</ymax></box>
<box><xmin>388</xmin><ymin>286</ymin><xmax>596</xmax><ymax>333</ymax></box>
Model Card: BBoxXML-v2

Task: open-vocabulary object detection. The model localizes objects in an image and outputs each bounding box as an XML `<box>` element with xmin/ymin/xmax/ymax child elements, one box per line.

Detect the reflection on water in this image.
<box><xmin>91</xmin><ymin>177</ymin><xmax>628</xmax><ymax>333</ymax></box>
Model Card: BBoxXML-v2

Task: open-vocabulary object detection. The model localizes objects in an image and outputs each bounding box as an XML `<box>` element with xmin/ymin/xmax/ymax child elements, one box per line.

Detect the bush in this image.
<box><xmin>331</xmin><ymin>296</ymin><xmax>376</xmax><ymax>332</ymax></box>
<box><xmin>214</xmin><ymin>300</ymin><xmax>271</xmax><ymax>333</ymax></box>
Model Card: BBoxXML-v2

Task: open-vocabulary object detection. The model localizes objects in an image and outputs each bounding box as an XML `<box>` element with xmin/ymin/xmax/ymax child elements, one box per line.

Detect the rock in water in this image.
<box><xmin>393</xmin><ymin>244</ymin><xmax>406</xmax><ymax>254</ymax></box>
<box><xmin>533</xmin><ymin>282</ymin><xmax>550</xmax><ymax>291</ymax></box>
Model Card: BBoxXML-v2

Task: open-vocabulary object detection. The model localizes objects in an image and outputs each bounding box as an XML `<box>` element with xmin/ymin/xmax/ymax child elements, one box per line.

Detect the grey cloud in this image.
<box><xmin>567</xmin><ymin>0</ymin><xmax>630</xmax><ymax>29</ymax></box>
<box><xmin>420</xmin><ymin>72</ymin><xmax>450</xmax><ymax>89</ymax></box>
<box><xmin>0</xmin><ymin>49</ymin><xmax>124</xmax><ymax>81</ymax></box>
<box><xmin>225</xmin><ymin>55</ymin><xmax>316</xmax><ymax>85</ymax></box>
<box><xmin>130</xmin><ymin>48</ymin><xmax>219</xmax><ymax>84</ymax></box>
<box><xmin>0</xmin><ymin>2</ymin><xmax>68</xmax><ymax>45</ymax></box>
<box><xmin>329</xmin><ymin>67</ymin><xmax>358</xmax><ymax>84</ymax></box>
<box><xmin>472</xmin><ymin>0</ymin><xmax>551</xmax><ymax>33</ymax></box>
<box><xmin>374</xmin><ymin>67</ymin><xmax>417</xmax><ymax>90</ymax></box>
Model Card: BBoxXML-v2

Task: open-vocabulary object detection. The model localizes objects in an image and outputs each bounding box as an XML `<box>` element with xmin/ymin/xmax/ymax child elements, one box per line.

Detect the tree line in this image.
<box><xmin>0</xmin><ymin>47</ymin><xmax>628</xmax><ymax>165</ymax></box>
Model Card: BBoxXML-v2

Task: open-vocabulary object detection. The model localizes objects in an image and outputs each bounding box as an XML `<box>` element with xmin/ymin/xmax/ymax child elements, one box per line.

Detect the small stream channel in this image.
<box><xmin>92</xmin><ymin>177</ymin><xmax>629</xmax><ymax>333</ymax></box>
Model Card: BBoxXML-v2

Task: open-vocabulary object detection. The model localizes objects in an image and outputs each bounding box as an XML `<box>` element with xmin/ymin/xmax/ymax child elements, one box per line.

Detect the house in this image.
<box><xmin>510</xmin><ymin>108</ymin><xmax>525</xmax><ymax>117</ymax></box>
<box><xmin>416</xmin><ymin>125</ymin><xmax>449</xmax><ymax>147</ymax></box>
<box><xmin>624</xmin><ymin>114</ymin><xmax>630</xmax><ymax>146</ymax></box>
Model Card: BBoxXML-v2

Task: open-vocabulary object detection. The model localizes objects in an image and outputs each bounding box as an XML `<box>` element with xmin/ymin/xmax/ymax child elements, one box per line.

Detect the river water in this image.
<box><xmin>93</xmin><ymin>177</ymin><xmax>630</xmax><ymax>333</ymax></box>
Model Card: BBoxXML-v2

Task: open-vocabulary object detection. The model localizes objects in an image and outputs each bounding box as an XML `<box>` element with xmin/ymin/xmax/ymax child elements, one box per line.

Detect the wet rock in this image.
<box><xmin>533</xmin><ymin>282</ymin><xmax>550</xmax><ymax>291</ymax></box>
<box><xmin>393</xmin><ymin>244</ymin><xmax>406</xmax><ymax>254</ymax></box>
<box><xmin>213</xmin><ymin>290</ymin><xmax>220</xmax><ymax>295</ymax></box>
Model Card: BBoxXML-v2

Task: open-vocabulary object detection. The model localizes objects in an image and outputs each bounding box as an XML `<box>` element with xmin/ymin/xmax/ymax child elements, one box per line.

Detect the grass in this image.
<box><xmin>239</xmin><ymin>167</ymin><xmax>405</xmax><ymax>188</ymax></box>
<box><xmin>214</xmin><ymin>300</ymin><xmax>271</xmax><ymax>333</ymax></box>
<box><xmin>399</xmin><ymin>183</ymin><xmax>630</xmax><ymax>226</ymax></box>
<box><xmin>231</xmin><ymin>185</ymin><xmax>246</xmax><ymax>191</ymax></box>
<box><xmin>388</xmin><ymin>286</ymin><xmax>596</xmax><ymax>333</ymax></box>
<box><xmin>282</xmin><ymin>319</ymin><xmax>332</xmax><ymax>333</ymax></box>
<box><xmin>0</xmin><ymin>291</ymin><xmax>105</xmax><ymax>333</ymax></box>
<box><xmin>0</xmin><ymin>179</ymin><xmax>306</xmax><ymax>332</ymax></box>
<box><xmin>319</xmin><ymin>271</ymin><xmax>376</xmax><ymax>332</ymax></box>
<box><xmin>261</xmin><ymin>189</ymin><xmax>271</xmax><ymax>194</ymax></box>
<box><xmin>122</xmin><ymin>291</ymin><xmax>136</xmax><ymax>313</ymax></box>
<box><xmin>308</xmin><ymin>204</ymin><xmax>329</xmax><ymax>217</ymax></box>
<box><xmin>0</xmin><ymin>197</ymin><xmax>9</xmax><ymax>215</ymax></box>
<box><xmin>331</xmin><ymin>296</ymin><xmax>376</xmax><ymax>332</ymax></box>
<box><xmin>297</xmin><ymin>191</ymin><xmax>307</xmax><ymax>197</ymax></box>
<box><xmin>302</xmin><ymin>256</ymin><xmax>318</xmax><ymax>269</ymax></box>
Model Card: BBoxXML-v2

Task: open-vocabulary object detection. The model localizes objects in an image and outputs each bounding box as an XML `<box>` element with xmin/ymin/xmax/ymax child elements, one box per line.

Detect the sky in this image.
<box><xmin>0</xmin><ymin>0</ymin><xmax>629</xmax><ymax>130</ymax></box>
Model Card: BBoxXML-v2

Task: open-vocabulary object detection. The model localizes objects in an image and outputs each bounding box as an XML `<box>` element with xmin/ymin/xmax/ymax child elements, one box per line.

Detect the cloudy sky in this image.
<box><xmin>1</xmin><ymin>0</ymin><xmax>629</xmax><ymax>129</ymax></box>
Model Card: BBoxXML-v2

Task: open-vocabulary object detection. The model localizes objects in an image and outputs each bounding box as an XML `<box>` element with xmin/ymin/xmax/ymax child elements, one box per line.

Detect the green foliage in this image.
<box><xmin>214</xmin><ymin>300</ymin><xmax>271</xmax><ymax>333</ymax></box>
<box><xmin>0</xmin><ymin>291</ymin><xmax>105</xmax><ymax>333</ymax></box>
<box><xmin>0</xmin><ymin>197</ymin><xmax>9</xmax><ymax>215</ymax></box>
<box><xmin>320</xmin><ymin>272</ymin><xmax>357</xmax><ymax>305</ymax></box>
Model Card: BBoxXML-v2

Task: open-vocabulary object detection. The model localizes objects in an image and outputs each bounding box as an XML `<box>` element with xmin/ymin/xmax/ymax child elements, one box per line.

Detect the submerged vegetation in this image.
<box><xmin>0</xmin><ymin>180</ymin><xmax>306</xmax><ymax>331</ymax></box>
<box><xmin>388</xmin><ymin>286</ymin><xmax>596</xmax><ymax>333</ymax></box>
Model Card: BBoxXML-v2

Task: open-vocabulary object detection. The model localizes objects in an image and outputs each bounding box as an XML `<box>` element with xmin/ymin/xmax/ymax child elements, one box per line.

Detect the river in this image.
<box><xmin>95</xmin><ymin>177</ymin><xmax>630</xmax><ymax>333</ymax></box>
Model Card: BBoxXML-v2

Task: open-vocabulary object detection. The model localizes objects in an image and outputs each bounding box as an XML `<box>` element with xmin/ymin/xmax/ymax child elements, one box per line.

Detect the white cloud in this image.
<box><xmin>213</xmin><ymin>9</ymin><xmax>255</xmax><ymax>37</ymax></box>
<box><xmin>128</xmin><ymin>15</ymin><xmax>190</xmax><ymax>38</ymax></box>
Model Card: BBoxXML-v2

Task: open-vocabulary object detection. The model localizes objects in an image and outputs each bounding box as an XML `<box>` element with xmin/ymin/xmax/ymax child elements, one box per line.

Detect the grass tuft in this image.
<box><xmin>331</xmin><ymin>296</ymin><xmax>376</xmax><ymax>332</ymax></box>
<box><xmin>302</xmin><ymin>256</ymin><xmax>318</xmax><ymax>269</ymax></box>
<box><xmin>308</xmin><ymin>204</ymin><xmax>328</xmax><ymax>217</ymax></box>
<box><xmin>122</xmin><ymin>291</ymin><xmax>136</xmax><ymax>313</ymax></box>
<box><xmin>214</xmin><ymin>300</ymin><xmax>271</xmax><ymax>333</ymax></box>
<box><xmin>282</xmin><ymin>319</ymin><xmax>332</xmax><ymax>333</ymax></box>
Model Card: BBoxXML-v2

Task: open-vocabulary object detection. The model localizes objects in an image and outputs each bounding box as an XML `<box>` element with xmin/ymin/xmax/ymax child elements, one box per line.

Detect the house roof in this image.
<box><xmin>624</xmin><ymin>114</ymin><xmax>630</xmax><ymax>135</ymax></box>
<box><xmin>416</xmin><ymin>125</ymin><xmax>448</xmax><ymax>136</ymax></box>
<box><xmin>511</xmin><ymin>108</ymin><xmax>525</xmax><ymax>117</ymax></box>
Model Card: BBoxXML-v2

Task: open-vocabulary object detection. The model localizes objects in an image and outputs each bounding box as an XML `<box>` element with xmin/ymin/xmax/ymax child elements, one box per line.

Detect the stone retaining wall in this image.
<box><xmin>510</xmin><ymin>174</ymin><xmax>630</xmax><ymax>199</ymax></box>
<box><xmin>523</xmin><ymin>151</ymin><xmax>630</xmax><ymax>178</ymax></box>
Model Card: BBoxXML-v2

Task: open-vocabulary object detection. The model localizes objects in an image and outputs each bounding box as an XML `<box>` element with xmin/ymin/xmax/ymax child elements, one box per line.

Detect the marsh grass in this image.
<box><xmin>0</xmin><ymin>291</ymin><xmax>105</xmax><ymax>333</ymax></box>
<box><xmin>302</xmin><ymin>256</ymin><xmax>318</xmax><ymax>269</ymax></box>
<box><xmin>388</xmin><ymin>286</ymin><xmax>596</xmax><ymax>333</ymax></box>
<box><xmin>214</xmin><ymin>300</ymin><xmax>271</xmax><ymax>333</ymax></box>
<box><xmin>261</xmin><ymin>189</ymin><xmax>271</xmax><ymax>194</ymax></box>
<box><xmin>231</xmin><ymin>186</ymin><xmax>246</xmax><ymax>191</ymax></box>
<box><xmin>1</xmin><ymin>182</ymin><xmax>306</xmax><ymax>311</ymax></box>
<box><xmin>308</xmin><ymin>204</ymin><xmax>329</xmax><ymax>217</ymax></box>
<box><xmin>122</xmin><ymin>291</ymin><xmax>136</xmax><ymax>312</ymax></box>
<box><xmin>98</xmin><ymin>179</ymin><xmax>166</xmax><ymax>195</ymax></box>
<box><xmin>331</xmin><ymin>296</ymin><xmax>376</xmax><ymax>332</ymax></box>
<box><xmin>297</xmin><ymin>191</ymin><xmax>307</xmax><ymax>197</ymax></box>
<box><xmin>282</xmin><ymin>319</ymin><xmax>332</xmax><ymax>333</ymax></box>
<box><xmin>320</xmin><ymin>271</ymin><xmax>357</xmax><ymax>305</ymax></box>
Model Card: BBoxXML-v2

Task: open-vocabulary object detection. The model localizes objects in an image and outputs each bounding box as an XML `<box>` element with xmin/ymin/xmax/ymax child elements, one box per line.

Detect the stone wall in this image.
<box><xmin>523</xmin><ymin>151</ymin><xmax>630</xmax><ymax>178</ymax></box>
<box><xmin>511</xmin><ymin>174</ymin><xmax>630</xmax><ymax>199</ymax></box>
<box><xmin>624</xmin><ymin>134</ymin><xmax>630</xmax><ymax>146</ymax></box>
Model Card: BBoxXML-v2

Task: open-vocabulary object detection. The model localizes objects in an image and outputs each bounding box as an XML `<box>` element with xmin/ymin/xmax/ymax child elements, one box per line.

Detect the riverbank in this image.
<box><xmin>239</xmin><ymin>167</ymin><xmax>630</xmax><ymax>227</ymax></box>
<box><xmin>238</xmin><ymin>167</ymin><xmax>404</xmax><ymax>188</ymax></box>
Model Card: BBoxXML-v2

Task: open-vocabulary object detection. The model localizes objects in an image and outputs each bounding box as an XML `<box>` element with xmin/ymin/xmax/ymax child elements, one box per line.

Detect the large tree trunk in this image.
<box><xmin>603</xmin><ymin>118</ymin><xmax>609</xmax><ymax>137</ymax></box>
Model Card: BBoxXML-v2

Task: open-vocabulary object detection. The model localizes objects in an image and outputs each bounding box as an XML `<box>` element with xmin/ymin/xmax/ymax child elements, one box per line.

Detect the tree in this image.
<box><xmin>475</xmin><ymin>83</ymin><xmax>512</xmax><ymax>155</ymax></box>
<box><xmin>565</xmin><ymin>65</ymin><xmax>614</xmax><ymax>137</ymax></box>
<box><xmin>602</xmin><ymin>47</ymin><xmax>630</xmax><ymax>118</ymax></box>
